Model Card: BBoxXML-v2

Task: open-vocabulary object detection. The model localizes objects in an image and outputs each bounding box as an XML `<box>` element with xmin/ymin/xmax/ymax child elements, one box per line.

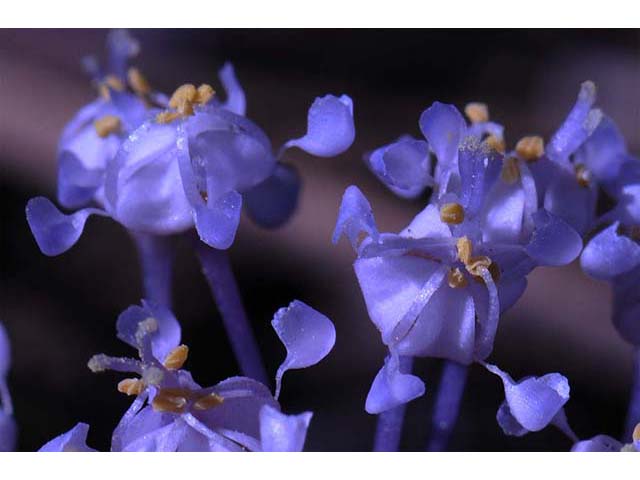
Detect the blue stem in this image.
<box><xmin>196</xmin><ymin>243</ymin><xmax>268</xmax><ymax>385</ymax></box>
<box><xmin>427</xmin><ymin>360</ymin><xmax>468</xmax><ymax>451</ymax></box>
<box><xmin>373</xmin><ymin>356</ymin><xmax>413</xmax><ymax>452</ymax></box>
<box><xmin>623</xmin><ymin>348</ymin><xmax>640</xmax><ymax>441</ymax></box>
<box><xmin>133</xmin><ymin>233</ymin><xmax>174</xmax><ymax>308</ymax></box>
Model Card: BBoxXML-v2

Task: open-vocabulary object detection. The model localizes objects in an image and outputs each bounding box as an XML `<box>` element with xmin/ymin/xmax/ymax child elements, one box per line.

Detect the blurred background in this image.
<box><xmin>0</xmin><ymin>29</ymin><xmax>638</xmax><ymax>452</ymax></box>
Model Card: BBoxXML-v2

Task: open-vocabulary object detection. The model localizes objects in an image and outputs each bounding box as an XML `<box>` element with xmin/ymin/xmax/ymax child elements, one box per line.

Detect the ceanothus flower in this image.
<box><xmin>27</xmin><ymin>32</ymin><xmax>355</xmax><ymax>255</ymax></box>
<box><xmin>39</xmin><ymin>299</ymin><xmax>335</xmax><ymax>452</ymax></box>
<box><xmin>0</xmin><ymin>322</ymin><xmax>16</xmax><ymax>452</ymax></box>
<box><xmin>334</xmin><ymin>106</ymin><xmax>582</xmax><ymax>414</ymax></box>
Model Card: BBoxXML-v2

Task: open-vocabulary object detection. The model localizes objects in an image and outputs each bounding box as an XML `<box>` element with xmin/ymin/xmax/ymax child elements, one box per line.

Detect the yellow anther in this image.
<box><xmin>169</xmin><ymin>84</ymin><xmax>197</xmax><ymax>111</ymax></box>
<box><xmin>633</xmin><ymin>423</ymin><xmax>640</xmax><ymax>442</ymax></box>
<box><xmin>151</xmin><ymin>388</ymin><xmax>189</xmax><ymax>413</ymax></box>
<box><xmin>447</xmin><ymin>268</ymin><xmax>468</xmax><ymax>289</ymax></box>
<box><xmin>440</xmin><ymin>203</ymin><xmax>465</xmax><ymax>225</ymax></box>
<box><xmin>465</xmin><ymin>255</ymin><xmax>492</xmax><ymax>277</ymax></box>
<box><xmin>485</xmin><ymin>134</ymin><xmax>505</xmax><ymax>153</ymax></box>
<box><xmin>456</xmin><ymin>237</ymin><xmax>473</xmax><ymax>264</ymax></box>
<box><xmin>464</xmin><ymin>102</ymin><xmax>489</xmax><ymax>124</ymax></box>
<box><xmin>117</xmin><ymin>378</ymin><xmax>144</xmax><ymax>396</ymax></box>
<box><xmin>163</xmin><ymin>345</ymin><xmax>189</xmax><ymax>370</ymax></box>
<box><xmin>515</xmin><ymin>135</ymin><xmax>544</xmax><ymax>162</ymax></box>
<box><xmin>501</xmin><ymin>157</ymin><xmax>521</xmax><ymax>184</ymax></box>
<box><xmin>196</xmin><ymin>84</ymin><xmax>215</xmax><ymax>105</ymax></box>
<box><xmin>156</xmin><ymin>111</ymin><xmax>183</xmax><ymax>124</ymax></box>
<box><xmin>127</xmin><ymin>67</ymin><xmax>151</xmax><ymax>96</ymax></box>
<box><xmin>105</xmin><ymin>75</ymin><xmax>125</xmax><ymax>91</ymax></box>
<box><xmin>193</xmin><ymin>393</ymin><xmax>225</xmax><ymax>411</ymax></box>
<box><xmin>94</xmin><ymin>115</ymin><xmax>121</xmax><ymax>138</ymax></box>
<box><xmin>575</xmin><ymin>164</ymin><xmax>591</xmax><ymax>188</ymax></box>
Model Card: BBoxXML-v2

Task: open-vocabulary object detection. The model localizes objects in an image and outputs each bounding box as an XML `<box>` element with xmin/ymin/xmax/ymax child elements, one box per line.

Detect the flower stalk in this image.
<box><xmin>427</xmin><ymin>360</ymin><xmax>468</xmax><ymax>451</ymax></box>
<box><xmin>133</xmin><ymin>233</ymin><xmax>174</xmax><ymax>308</ymax></box>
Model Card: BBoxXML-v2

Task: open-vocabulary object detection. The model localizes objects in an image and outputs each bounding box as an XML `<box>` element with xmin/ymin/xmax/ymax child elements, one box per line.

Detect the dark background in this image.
<box><xmin>1</xmin><ymin>29</ymin><xmax>639</xmax><ymax>451</ymax></box>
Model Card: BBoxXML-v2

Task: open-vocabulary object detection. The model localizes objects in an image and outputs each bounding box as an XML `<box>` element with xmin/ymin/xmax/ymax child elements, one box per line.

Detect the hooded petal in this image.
<box><xmin>419</xmin><ymin>102</ymin><xmax>466</xmax><ymax>168</ymax></box>
<box><xmin>284</xmin><ymin>94</ymin><xmax>355</xmax><ymax>157</ymax></box>
<box><xmin>365</xmin><ymin>354</ymin><xmax>425</xmax><ymax>414</ymax></box>
<box><xmin>26</xmin><ymin>197</ymin><xmax>108</xmax><ymax>256</ymax></box>
<box><xmin>39</xmin><ymin>423</ymin><xmax>97</xmax><ymax>452</ymax></box>
<box><xmin>272</xmin><ymin>301</ymin><xmax>336</xmax><ymax>399</ymax></box>
<box><xmin>332</xmin><ymin>185</ymin><xmax>379</xmax><ymax>249</ymax></box>
<box><xmin>366</xmin><ymin>138</ymin><xmax>432</xmax><ymax>199</ymax></box>
<box><xmin>525</xmin><ymin>209</ymin><xmax>583</xmax><ymax>266</ymax></box>
<box><xmin>484</xmin><ymin>364</ymin><xmax>571</xmax><ymax>433</ymax></box>
<box><xmin>259</xmin><ymin>405</ymin><xmax>312</xmax><ymax>452</ymax></box>
<box><xmin>193</xmin><ymin>190</ymin><xmax>242</xmax><ymax>250</ymax></box>
<box><xmin>581</xmin><ymin>223</ymin><xmax>640</xmax><ymax>280</ymax></box>
<box><xmin>116</xmin><ymin>301</ymin><xmax>181</xmax><ymax>362</ymax></box>
<box><xmin>571</xmin><ymin>435</ymin><xmax>623</xmax><ymax>452</ymax></box>
<box><xmin>218</xmin><ymin>62</ymin><xmax>246</xmax><ymax>116</ymax></box>
<box><xmin>574</xmin><ymin>116</ymin><xmax>627</xmax><ymax>185</ymax></box>
<box><xmin>243</xmin><ymin>163</ymin><xmax>301</xmax><ymax>229</ymax></box>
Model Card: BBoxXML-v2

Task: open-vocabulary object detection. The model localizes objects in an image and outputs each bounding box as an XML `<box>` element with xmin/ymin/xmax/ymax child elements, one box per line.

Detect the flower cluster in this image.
<box><xmin>334</xmin><ymin>81</ymin><xmax>639</xmax><ymax>451</ymax></box>
<box><xmin>39</xmin><ymin>299</ymin><xmax>335</xmax><ymax>452</ymax></box>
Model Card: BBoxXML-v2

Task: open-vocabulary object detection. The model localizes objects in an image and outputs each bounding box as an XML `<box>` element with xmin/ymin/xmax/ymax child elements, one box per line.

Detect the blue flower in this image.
<box><xmin>39</xmin><ymin>300</ymin><xmax>335</xmax><ymax>451</ymax></box>
<box><xmin>0</xmin><ymin>322</ymin><xmax>16</xmax><ymax>452</ymax></box>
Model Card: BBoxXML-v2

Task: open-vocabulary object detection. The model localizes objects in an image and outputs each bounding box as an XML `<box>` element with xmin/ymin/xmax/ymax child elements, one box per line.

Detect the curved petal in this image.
<box><xmin>0</xmin><ymin>411</ymin><xmax>16</xmax><ymax>452</ymax></box>
<box><xmin>272</xmin><ymin>300</ymin><xmax>336</xmax><ymax>399</ymax></box>
<box><xmin>106</xmin><ymin>29</ymin><xmax>139</xmax><ymax>79</ymax></box>
<box><xmin>26</xmin><ymin>197</ymin><xmax>108</xmax><ymax>256</ymax></box>
<box><xmin>547</xmin><ymin>81</ymin><xmax>602</xmax><ymax>164</ymax></box>
<box><xmin>116</xmin><ymin>301</ymin><xmax>181</xmax><ymax>362</ymax></box>
<box><xmin>365</xmin><ymin>354</ymin><xmax>425</xmax><ymax>414</ymax></box>
<box><xmin>366</xmin><ymin>138</ymin><xmax>432</xmax><ymax>199</ymax></box>
<box><xmin>57</xmin><ymin>149</ymin><xmax>108</xmax><ymax>209</ymax></box>
<box><xmin>218</xmin><ymin>62</ymin><xmax>246</xmax><ymax>116</ymax></box>
<box><xmin>525</xmin><ymin>209</ymin><xmax>583</xmax><ymax>266</ymax></box>
<box><xmin>260</xmin><ymin>405</ymin><xmax>312</xmax><ymax>452</ymax></box>
<box><xmin>284</xmin><ymin>94</ymin><xmax>355</xmax><ymax>157</ymax></box>
<box><xmin>39</xmin><ymin>423</ymin><xmax>97</xmax><ymax>452</ymax></box>
<box><xmin>332</xmin><ymin>185</ymin><xmax>379</xmax><ymax>249</ymax></box>
<box><xmin>571</xmin><ymin>435</ymin><xmax>623</xmax><ymax>452</ymax></box>
<box><xmin>193</xmin><ymin>190</ymin><xmax>242</xmax><ymax>250</ymax></box>
<box><xmin>419</xmin><ymin>102</ymin><xmax>466</xmax><ymax>168</ymax></box>
<box><xmin>496</xmin><ymin>402</ymin><xmax>528</xmax><ymax>437</ymax></box>
<box><xmin>581</xmin><ymin>223</ymin><xmax>640</xmax><ymax>280</ymax></box>
<box><xmin>243</xmin><ymin>163</ymin><xmax>301</xmax><ymax>229</ymax></box>
<box><xmin>484</xmin><ymin>364</ymin><xmax>570</xmax><ymax>433</ymax></box>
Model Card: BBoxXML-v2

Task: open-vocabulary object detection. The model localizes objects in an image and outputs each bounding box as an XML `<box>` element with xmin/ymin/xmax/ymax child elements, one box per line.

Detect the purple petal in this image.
<box><xmin>39</xmin><ymin>423</ymin><xmax>97</xmax><ymax>452</ymax></box>
<box><xmin>547</xmin><ymin>81</ymin><xmax>602</xmax><ymax>164</ymax></box>
<box><xmin>243</xmin><ymin>163</ymin><xmax>301</xmax><ymax>229</ymax></box>
<box><xmin>106</xmin><ymin>29</ymin><xmax>139</xmax><ymax>79</ymax></box>
<box><xmin>419</xmin><ymin>102</ymin><xmax>466</xmax><ymax>167</ymax></box>
<box><xmin>26</xmin><ymin>197</ymin><xmax>108</xmax><ymax>256</ymax></box>
<box><xmin>0</xmin><ymin>323</ymin><xmax>10</xmax><ymax>377</ymax></box>
<box><xmin>57</xmin><ymin>150</ymin><xmax>108</xmax><ymax>209</ymax></box>
<box><xmin>484</xmin><ymin>364</ymin><xmax>571</xmax><ymax>432</ymax></box>
<box><xmin>480</xmin><ymin>177</ymin><xmax>526</xmax><ymax>244</ymax></box>
<box><xmin>219</xmin><ymin>62</ymin><xmax>246</xmax><ymax>116</ymax></box>
<box><xmin>0</xmin><ymin>411</ymin><xmax>16</xmax><ymax>452</ymax></box>
<box><xmin>193</xmin><ymin>190</ymin><xmax>242</xmax><ymax>250</ymax></box>
<box><xmin>272</xmin><ymin>301</ymin><xmax>336</xmax><ymax>399</ymax></box>
<box><xmin>365</xmin><ymin>354</ymin><xmax>425</xmax><ymax>414</ymax></box>
<box><xmin>581</xmin><ymin>223</ymin><xmax>640</xmax><ymax>280</ymax></box>
<box><xmin>496</xmin><ymin>402</ymin><xmax>529</xmax><ymax>437</ymax></box>
<box><xmin>574</xmin><ymin>116</ymin><xmax>627</xmax><ymax>185</ymax></box>
<box><xmin>400</xmin><ymin>204</ymin><xmax>452</xmax><ymax>240</ymax></box>
<box><xmin>259</xmin><ymin>405</ymin><xmax>312</xmax><ymax>452</ymax></box>
<box><xmin>543</xmin><ymin>172</ymin><xmax>596</xmax><ymax>234</ymax></box>
<box><xmin>116</xmin><ymin>301</ymin><xmax>181</xmax><ymax>362</ymax></box>
<box><xmin>284</xmin><ymin>94</ymin><xmax>355</xmax><ymax>157</ymax></box>
<box><xmin>111</xmin><ymin>404</ymin><xmax>175</xmax><ymax>452</ymax></box>
<box><xmin>571</xmin><ymin>435</ymin><xmax>623</xmax><ymax>452</ymax></box>
<box><xmin>332</xmin><ymin>185</ymin><xmax>379</xmax><ymax>248</ymax></box>
<box><xmin>366</xmin><ymin>138</ymin><xmax>432</xmax><ymax>199</ymax></box>
<box><xmin>525</xmin><ymin>209</ymin><xmax>583</xmax><ymax>266</ymax></box>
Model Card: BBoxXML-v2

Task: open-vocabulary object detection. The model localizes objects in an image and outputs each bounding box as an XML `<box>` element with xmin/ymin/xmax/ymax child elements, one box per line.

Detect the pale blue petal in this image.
<box><xmin>365</xmin><ymin>354</ymin><xmax>425</xmax><ymax>414</ymax></box>
<box><xmin>332</xmin><ymin>185</ymin><xmax>379</xmax><ymax>249</ymax></box>
<box><xmin>0</xmin><ymin>411</ymin><xmax>16</xmax><ymax>452</ymax></box>
<box><xmin>571</xmin><ymin>435</ymin><xmax>623</xmax><ymax>452</ymax></box>
<box><xmin>219</xmin><ymin>62</ymin><xmax>246</xmax><ymax>116</ymax></box>
<box><xmin>259</xmin><ymin>405</ymin><xmax>312</xmax><ymax>452</ymax></box>
<box><xmin>400</xmin><ymin>204</ymin><xmax>452</xmax><ymax>239</ymax></box>
<box><xmin>193</xmin><ymin>190</ymin><xmax>242</xmax><ymax>250</ymax></box>
<box><xmin>525</xmin><ymin>209</ymin><xmax>583</xmax><ymax>266</ymax></box>
<box><xmin>106</xmin><ymin>29</ymin><xmax>139</xmax><ymax>79</ymax></box>
<box><xmin>39</xmin><ymin>423</ymin><xmax>97</xmax><ymax>452</ymax></box>
<box><xmin>419</xmin><ymin>102</ymin><xmax>466</xmax><ymax>167</ymax></box>
<box><xmin>581</xmin><ymin>223</ymin><xmax>640</xmax><ymax>280</ymax></box>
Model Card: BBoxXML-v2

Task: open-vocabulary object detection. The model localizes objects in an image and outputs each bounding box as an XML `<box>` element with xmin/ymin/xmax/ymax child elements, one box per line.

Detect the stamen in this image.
<box><xmin>472</xmin><ymin>261</ymin><xmax>501</xmax><ymax>283</ymax></box>
<box><xmin>142</xmin><ymin>366</ymin><xmax>164</xmax><ymax>386</ymax></box>
<box><xmin>196</xmin><ymin>84</ymin><xmax>215</xmax><ymax>105</ymax></box>
<box><xmin>500</xmin><ymin>157</ymin><xmax>521</xmax><ymax>184</ymax></box>
<box><xmin>169</xmin><ymin>84</ymin><xmax>198</xmax><ymax>113</ymax></box>
<box><xmin>440</xmin><ymin>203</ymin><xmax>465</xmax><ymax>224</ymax></box>
<box><xmin>485</xmin><ymin>134</ymin><xmax>505</xmax><ymax>153</ymax></box>
<box><xmin>152</xmin><ymin>388</ymin><xmax>189</xmax><ymax>413</ymax></box>
<box><xmin>464</xmin><ymin>102</ymin><xmax>489</xmax><ymax>124</ymax></box>
<box><xmin>163</xmin><ymin>345</ymin><xmax>189</xmax><ymax>370</ymax></box>
<box><xmin>98</xmin><ymin>75</ymin><xmax>126</xmax><ymax>99</ymax></box>
<box><xmin>465</xmin><ymin>256</ymin><xmax>492</xmax><ymax>277</ymax></box>
<box><xmin>456</xmin><ymin>237</ymin><xmax>472</xmax><ymax>264</ymax></box>
<box><xmin>574</xmin><ymin>164</ymin><xmax>591</xmax><ymax>187</ymax></box>
<box><xmin>633</xmin><ymin>423</ymin><xmax>640</xmax><ymax>442</ymax></box>
<box><xmin>193</xmin><ymin>392</ymin><xmax>225</xmax><ymax>411</ymax></box>
<box><xmin>447</xmin><ymin>268</ymin><xmax>468</xmax><ymax>289</ymax></box>
<box><xmin>117</xmin><ymin>378</ymin><xmax>144</xmax><ymax>396</ymax></box>
<box><xmin>515</xmin><ymin>135</ymin><xmax>544</xmax><ymax>162</ymax></box>
<box><xmin>127</xmin><ymin>67</ymin><xmax>151</xmax><ymax>96</ymax></box>
<box><xmin>156</xmin><ymin>111</ymin><xmax>183</xmax><ymax>124</ymax></box>
<box><xmin>94</xmin><ymin>115</ymin><xmax>121</xmax><ymax>138</ymax></box>
<box><xmin>135</xmin><ymin>317</ymin><xmax>159</xmax><ymax>345</ymax></box>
